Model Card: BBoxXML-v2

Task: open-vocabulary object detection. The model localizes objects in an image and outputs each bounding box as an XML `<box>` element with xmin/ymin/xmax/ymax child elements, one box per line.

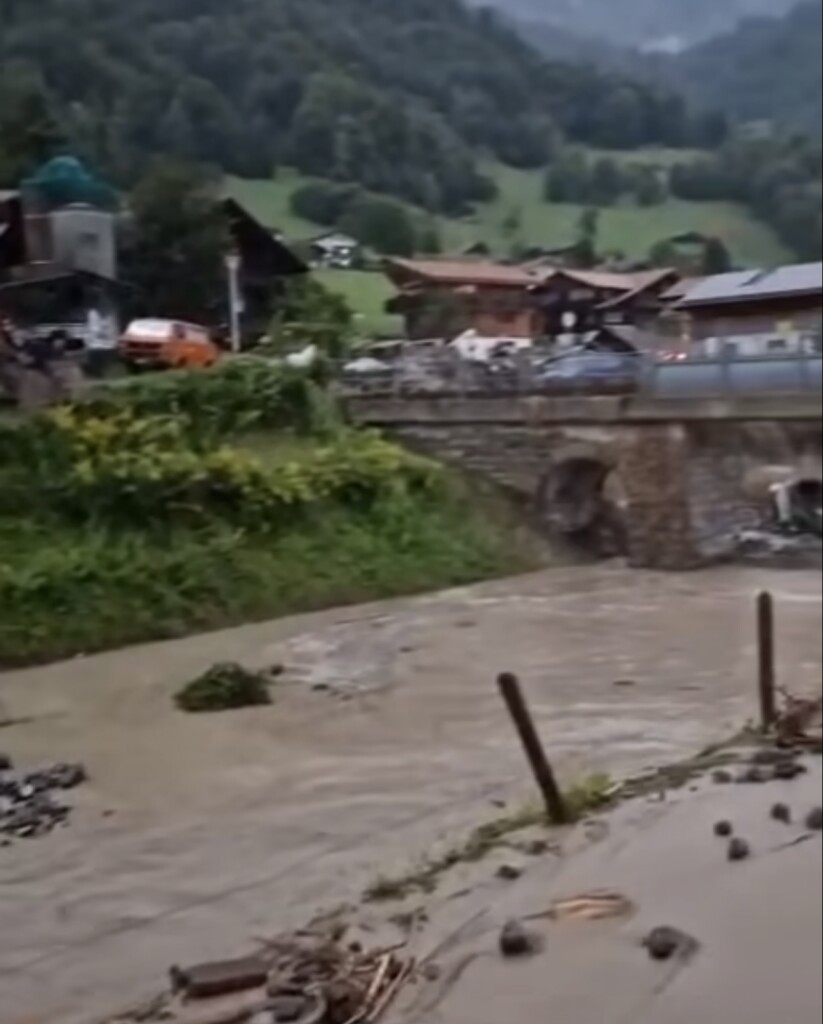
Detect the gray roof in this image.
<box><xmin>678</xmin><ymin>263</ymin><xmax>823</xmax><ymax>308</ymax></box>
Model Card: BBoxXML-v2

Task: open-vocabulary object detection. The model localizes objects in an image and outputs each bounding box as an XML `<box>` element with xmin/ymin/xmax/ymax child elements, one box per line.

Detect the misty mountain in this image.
<box><xmin>667</xmin><ymin>2</ymin><xmax>822</xmax><ymax>131</ymax></box>
<box><xmin>471</xmin><ymin>0</ymin><xmax>801</xmax><ymax>50</ymax></box>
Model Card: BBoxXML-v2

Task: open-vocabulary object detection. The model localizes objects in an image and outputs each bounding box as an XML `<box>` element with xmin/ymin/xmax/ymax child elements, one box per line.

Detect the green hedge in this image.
<box><xmin>84</xmin><ymin>358</ymin><xmax>336</xmax><ymax>444</ymax></box>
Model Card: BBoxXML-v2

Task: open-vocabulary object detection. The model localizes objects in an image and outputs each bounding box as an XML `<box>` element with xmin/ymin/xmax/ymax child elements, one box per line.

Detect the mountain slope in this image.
<box><xmin>667</xmin><ymin>2</ymin><xmax>823</xmax><ymax>131</ymax></box>
<box><xmin>473</xmin><ymin>0</ymin><xmax>801</xmax><ymax>49</ymax></box>
<box><xmin>0</xmin><ymin>0</ymin><xmax>712</xmax><ymax>208</ymax></box>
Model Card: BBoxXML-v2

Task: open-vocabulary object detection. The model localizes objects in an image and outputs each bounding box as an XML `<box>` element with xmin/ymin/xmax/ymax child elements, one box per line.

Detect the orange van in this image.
<box><xmin>119</xmin><ymin>319</ymin><xmax>220</xmax><ymax>371</ymax></box>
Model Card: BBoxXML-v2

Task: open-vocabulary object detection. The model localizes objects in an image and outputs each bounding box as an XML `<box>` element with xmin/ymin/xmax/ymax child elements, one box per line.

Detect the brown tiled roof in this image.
<box><xmin>661</xmin><ymin>276</ymin><xmax>704</xmax><ymax>302</ymax></box>
<box><xmin>551</xmin><ymin>267</ymin><xmax>675</xmax><ymax>293</ymax></box>
<box><xmin>384</xmin><ymin>257</ymin><xmax>538</xmax><ymax>288</ymax></box>
<box><xmin>597</xmin><ymin>269</ymin><xmax>680</xmax><ymax>310</ymax></box>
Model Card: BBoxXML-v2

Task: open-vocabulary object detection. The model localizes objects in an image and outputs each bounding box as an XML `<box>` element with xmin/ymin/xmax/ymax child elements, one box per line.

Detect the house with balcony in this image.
<box><xmin>383</xmin><ymin>258</ymin><xmax>540</xmax><ymax>340</ymax></box>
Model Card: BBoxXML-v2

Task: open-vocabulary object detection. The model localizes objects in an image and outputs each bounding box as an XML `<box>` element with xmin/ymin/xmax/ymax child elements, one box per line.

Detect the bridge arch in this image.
<box><xmin>537</xmin><ymin>442</ymin><xmax>629</xmax><ymax>557</ymax></box>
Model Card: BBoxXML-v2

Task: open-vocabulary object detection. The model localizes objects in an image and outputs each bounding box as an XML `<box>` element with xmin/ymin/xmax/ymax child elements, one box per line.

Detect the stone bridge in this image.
<box><xmin>346</xmin><ymin>392</ymin><xmax>823</xmax><ymax>568</ymax></box>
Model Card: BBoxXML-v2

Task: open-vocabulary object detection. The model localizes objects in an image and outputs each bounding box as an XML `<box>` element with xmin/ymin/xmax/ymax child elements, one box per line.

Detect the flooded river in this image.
<box><xmin>0</xmin><ymin>564</ymin><xmax>820</xmax><ymax>1022</ymax></box>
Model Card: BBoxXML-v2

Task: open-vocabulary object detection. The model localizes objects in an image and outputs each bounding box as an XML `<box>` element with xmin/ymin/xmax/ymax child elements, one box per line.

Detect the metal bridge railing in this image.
<box><xmin>339</xmin><ymin>350</ymin><xmax>823</xmax><ymax>402</ymax></box>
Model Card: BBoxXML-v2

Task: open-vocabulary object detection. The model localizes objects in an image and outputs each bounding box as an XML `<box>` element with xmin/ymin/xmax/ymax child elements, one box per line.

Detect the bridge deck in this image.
<box><xmin>347</xmin><ymin>392</ymin><xmax>823</xmax><ymax>426</ymax></box>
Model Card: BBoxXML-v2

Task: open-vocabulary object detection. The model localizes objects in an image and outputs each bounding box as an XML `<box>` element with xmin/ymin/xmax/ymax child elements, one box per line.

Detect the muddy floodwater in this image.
<box><xmin>0</xmin><ymin>564</ymin><xmax>820</xmax><ymax>1023</ymax></box>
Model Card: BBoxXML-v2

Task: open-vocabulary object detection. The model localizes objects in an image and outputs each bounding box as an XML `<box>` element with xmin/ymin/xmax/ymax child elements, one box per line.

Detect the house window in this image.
<box><xmin>767</xmin><ymin>338</ymin><xmax>787</xmax><ymax>352</ymax></box>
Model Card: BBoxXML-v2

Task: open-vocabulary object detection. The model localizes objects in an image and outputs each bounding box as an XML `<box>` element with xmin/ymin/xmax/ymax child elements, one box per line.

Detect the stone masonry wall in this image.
<box><xmin>350</xmin><ymin>395</ymin><xmax>822</xmax><ymax>570</ymax></box>
<box><xmin>616</xmin><ymin>425</ymin><xmax>701</xmax><ymax>570</ymax></box>
<box><xmin>686</xmin><ymin>422</ymin><xmax>823</xmax><ymax>561</ymax></box>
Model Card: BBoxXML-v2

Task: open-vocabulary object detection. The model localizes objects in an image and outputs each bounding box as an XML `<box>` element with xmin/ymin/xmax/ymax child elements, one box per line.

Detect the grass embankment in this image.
<box><xmin>313</xmin><ymin>269</ymin><xmax>401</xmax><ymax>337</ymax></box>
<box><xmin>228</xmin><ymin>155</ymin><xmax>788</xmax><ymax>274</ymax></box>
<box><xmin>0</xmin><ymin>361</ymin><xmax>542</xmax><ymax>667</ymax></box>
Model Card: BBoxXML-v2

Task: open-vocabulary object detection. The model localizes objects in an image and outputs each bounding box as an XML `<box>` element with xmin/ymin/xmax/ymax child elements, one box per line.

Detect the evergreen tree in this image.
<box><xmin>0</xmin><ymin>73</ymin><xmax>64</xmax><ymax>186</ymax></box>
<box><xmin>121</xmin><ymin>160</ymin><xmax>228</xmax><ymax>323</ymax></box>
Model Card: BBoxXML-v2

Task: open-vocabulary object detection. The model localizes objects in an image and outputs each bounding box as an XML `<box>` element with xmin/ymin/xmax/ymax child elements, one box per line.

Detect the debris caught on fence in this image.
<box><xmin>111</xmin><ymin>924</ymin><xmax>416</xmax><ymax>1024</ymax></box>
<box><xmin>261</xmin><ymin>930</ymin><xmax>414</xmax><ymax>1024</ymax></box>
<box><xmin>775</xmin><ymin>689</ymin><xmax>823</xmax><ymax>748</ymax></box>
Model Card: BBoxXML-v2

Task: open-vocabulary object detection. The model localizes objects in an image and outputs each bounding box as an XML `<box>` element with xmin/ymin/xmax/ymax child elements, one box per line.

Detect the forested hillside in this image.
<box><xmin>0</xmin><ymin>0</ymin><xmax>721</xmax><ymax>209</ymax></box>
<box><xmin>669</xmin><ymin>133</ymin><xmax>822</xmax><ymax>260</ymax></box>
<box><xmin>667</xmin><ymin>1</ymin><xmax>823</xmax><ymax>132</ymax></box>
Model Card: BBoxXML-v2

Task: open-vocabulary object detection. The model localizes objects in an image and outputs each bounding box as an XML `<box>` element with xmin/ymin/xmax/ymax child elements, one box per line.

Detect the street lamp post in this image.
<box><xmin>225</xmin><ymin>252</ymin><xmax>242</xmax><ymax>354</ymax></box>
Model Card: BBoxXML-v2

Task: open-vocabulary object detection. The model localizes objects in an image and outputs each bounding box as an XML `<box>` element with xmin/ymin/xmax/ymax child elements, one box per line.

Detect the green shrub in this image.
<box><xmin>174</xmin><ymin>663</ymin><xmax>273</xmax><ymax>713</ymax></box>
<box><xmin>3</xmin><ymin>406</ymin><xmax>441</xmax><ymax>531</ymax></box>
<box><xmin>0</xmin><ymin>360</ymin><xmax>545</xmax><ymax>668</ymax></box>
<box><xmin>83</xmin><ymin>358</ymin><xmax>335</xmax><ymax>444</ymax></box>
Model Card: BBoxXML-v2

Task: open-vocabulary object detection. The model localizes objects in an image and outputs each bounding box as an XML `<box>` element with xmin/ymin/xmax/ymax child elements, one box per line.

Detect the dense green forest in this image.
<box><xmin>0</xmin><ymin>0</ymin><xmax>728</xmax><ymax>212</ymax></box>
<box><xmin>669</xmin><ymin>132</ymin><xmax>822</xmax><ymax>260</ymax></box>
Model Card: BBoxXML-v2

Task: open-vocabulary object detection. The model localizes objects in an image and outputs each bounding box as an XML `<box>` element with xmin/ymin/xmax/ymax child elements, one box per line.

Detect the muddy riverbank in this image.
<box><xmin>0</xmin><ymin>564</ymin><xmax>820</xmax><ymax>1022</ymax></box>
<box><xmin>388</xmin><ymin>760</ymin><xmax>823</xmax><ymax>1024</ymax></box>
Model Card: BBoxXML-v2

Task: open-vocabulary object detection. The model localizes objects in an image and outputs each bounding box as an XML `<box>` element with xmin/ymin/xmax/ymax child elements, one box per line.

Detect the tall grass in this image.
<box><xmin>0</xmin><ymin>490</ymin><xmax>539</xmax><ymax>667</ymax></box>
<box><xmin>0</xmin><ymin>365</ymin><xmax>544</xmax><ymax>666</ymax></box>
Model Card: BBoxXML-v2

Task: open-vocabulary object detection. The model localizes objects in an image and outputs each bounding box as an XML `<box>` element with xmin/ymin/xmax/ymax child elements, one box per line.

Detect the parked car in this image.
<box><xmin>536</xmin><ymin>351</ymin><xmax>641</xmax><ymax>390</ymax></box>
<box><xmin>119</xmin><ymin>319</ymin><xmax>220</xmax><ymax>372</ymax></box>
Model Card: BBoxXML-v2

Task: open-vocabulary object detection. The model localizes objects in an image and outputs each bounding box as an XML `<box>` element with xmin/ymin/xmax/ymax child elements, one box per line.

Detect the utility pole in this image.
<box><xmin>225</xmin><ymin>252</ymin><xmax>243</xmax><ymax>354</ymax></box>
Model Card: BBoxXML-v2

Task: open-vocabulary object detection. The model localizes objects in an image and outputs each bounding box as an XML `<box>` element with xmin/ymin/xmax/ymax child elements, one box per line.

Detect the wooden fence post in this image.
<box><xmin>757</xmin><ymin>591</ymin><xmax>777</xmax><ymax>731</ymax></box>
<box><xmin>497</xmin><ymin>672</ymin><xmax>569</xmax><ymax>825</ymax></box>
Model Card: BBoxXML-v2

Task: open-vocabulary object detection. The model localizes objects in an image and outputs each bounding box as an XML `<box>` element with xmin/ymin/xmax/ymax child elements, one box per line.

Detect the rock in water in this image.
<box><xmin>751</xmin><ymin>748</ymin><xmax>790</xmax><ymax>767</ymax></box>
<box><xmin>805</xmin><ymin>807</ymin><xmax>823</xmax><ymax>831</ymax></box>
<box><xmin>728</xmin><ymin>837</ymin><xmax>752</xmax><ymax>862</ymax></box>
<box><xmin>773</xmin><ymin>760</ymin><xmax>806</xmax><ymax>781</ymax></box>
<box><xmin>499</xmin><ymin>920</ymin><xmax>539</xmax><ymax>958</ymax></box>
<box><xmin>643</xmin><ymin>927</ymin><xmax>697</xmax><ymax>962</ymax></box>
<box><xmin>0</xmin><ymin>761</ymin><xmax>88</xmax><ymax>842</ymax></box>
<box><xmin>770</xmin><ymin>803</ymin><xmax>792</xmax><ymax>824</ymax></box>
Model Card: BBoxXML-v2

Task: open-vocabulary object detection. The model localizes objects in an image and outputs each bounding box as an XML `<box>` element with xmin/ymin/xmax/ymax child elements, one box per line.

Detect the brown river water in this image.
<box><xmin>0</xmin><ymin>564</ymin><xmax>820</xmax><ymax>1022</ymax></box>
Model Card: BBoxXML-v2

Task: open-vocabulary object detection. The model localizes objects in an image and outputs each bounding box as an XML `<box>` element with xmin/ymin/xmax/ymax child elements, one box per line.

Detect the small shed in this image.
<box><xmin>311</xmin><ymin>232</ymin><xmax>361</xmax><ymax>269</ymax></box>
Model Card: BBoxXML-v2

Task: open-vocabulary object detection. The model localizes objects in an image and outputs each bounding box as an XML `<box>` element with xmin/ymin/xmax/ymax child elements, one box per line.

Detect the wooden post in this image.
<box><xmin>757</xmin><ymin>591</ymin><xmax>777</xmax><ymax>732</ymax></box>
<box><xmin>497</xmin><ymin>672</ymin><xmax>569</xmax><ymax>825</ymax></box>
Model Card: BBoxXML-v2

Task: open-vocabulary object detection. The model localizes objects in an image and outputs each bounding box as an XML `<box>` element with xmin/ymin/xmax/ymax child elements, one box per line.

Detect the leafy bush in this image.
<box><xmin>266</xmin><ymin>278</ymin><xmax>354</xmax><ymax>359</ymax></box>
<box><xmin>0</xmin><ymin>357</ymin><xmax>544</xmax><ymax>668</ymax></box>
<box><xmin>84</xmin><ymin>359</ymin><xmax>332</xmax><ymax>444</ymax></box>
<box><xmin>174</xmin><ymin>663</ymin><xmax>273</xmax><ymax>713</ymax></box>
<box><xmin>290</xmin><ymin>182</ymin><xmax>360</xmax><ymax>226</ymax></box>
<box><xmin>1</xmin><ymin>405</ymin><xmax>443</xmax><ymax>531</ymax></box>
